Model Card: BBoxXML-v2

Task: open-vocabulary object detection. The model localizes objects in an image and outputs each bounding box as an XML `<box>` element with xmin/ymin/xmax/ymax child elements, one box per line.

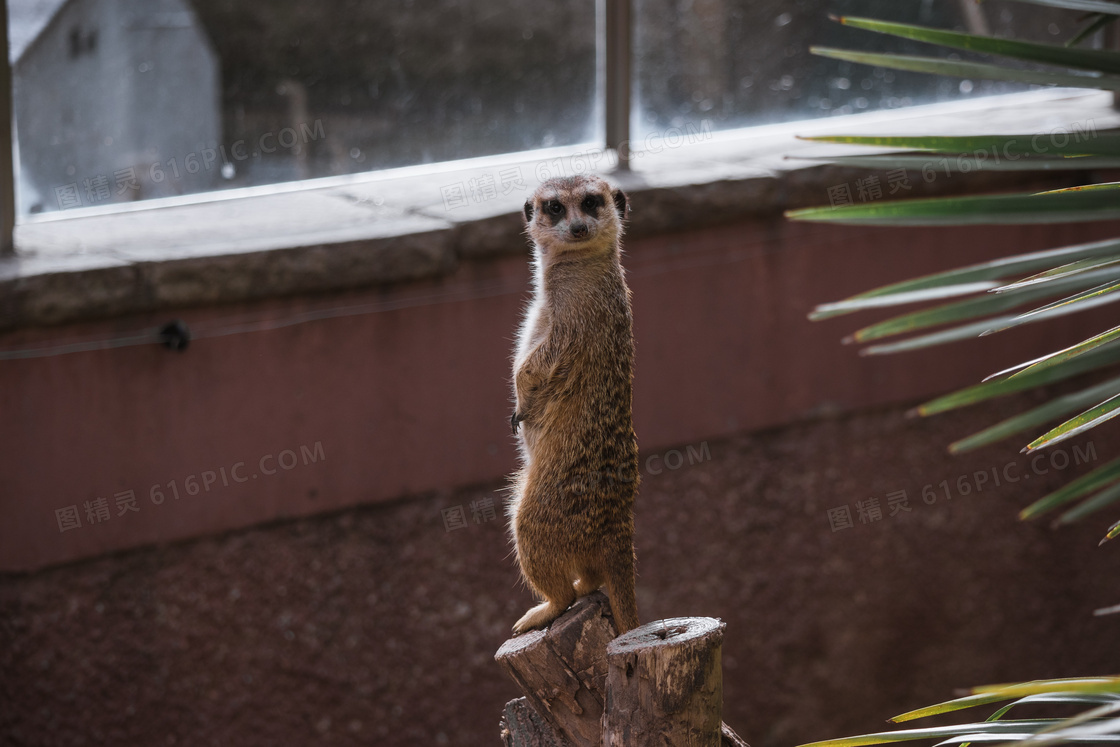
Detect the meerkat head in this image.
<box><xmin>523</xmin><ymin>175</ymin><xmax>628</xmax><ymax>258</ymax></box>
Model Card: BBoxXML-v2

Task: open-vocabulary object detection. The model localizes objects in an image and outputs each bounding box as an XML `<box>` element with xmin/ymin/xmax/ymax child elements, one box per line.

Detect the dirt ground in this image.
<box><xmin>3</xmin><ymin>394</ymin><xmax>1120</xmax><ymax>747</ymax></box>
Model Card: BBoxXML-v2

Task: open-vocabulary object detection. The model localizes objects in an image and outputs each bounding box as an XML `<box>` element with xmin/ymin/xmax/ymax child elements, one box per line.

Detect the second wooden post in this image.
<box><xmin>602</xmin><ymin>616</ymin><xmax>726</xmax><ymax>746</ymax></box>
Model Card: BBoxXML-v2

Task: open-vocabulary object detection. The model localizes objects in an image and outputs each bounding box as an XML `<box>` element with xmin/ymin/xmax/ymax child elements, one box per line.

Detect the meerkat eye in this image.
<box><xmin>545</xmin><ymin>200</ymin><xmax>564</xmax><ymax>216</ymax></box>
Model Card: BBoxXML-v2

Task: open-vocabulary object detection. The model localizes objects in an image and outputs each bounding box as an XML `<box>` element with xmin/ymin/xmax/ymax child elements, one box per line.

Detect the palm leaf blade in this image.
<box><xmin>1006</xmin><ymin>0</ymin><xmax>1120</xmax><ymax>15</ymax></box>
<box><xmin>949</xmin><ymin>376</ymin><xmax>1120</xmax><ymax>453</ymax></box>
<box><xmin>786</xmin><ymin>186</ymin><xmax>1120</xmax><ymax>226</ymax></box>
<box><xmin>810</xmin><ymin>47</ymin><xmax>1120</xmax><ymax>90</ymax></box>
<box><xmin>861</xmin><ymin>316</ymin><xmax>1016</xmax><ymax>355</ymax></box>
<box><xmin>813</xmin><ymin>284</ymin><xmax>1001</xmax><ymax>320</ymax></box>
<box><xmin>809</xmin><ymin>239</ymin><xmax>1120</xmax><ymax>321</ymax></box>
<box><xmin>1019</xmin><ymin>455</ymin><xmax>1120</xmax><ymax>519</ymax></box>
<box><xmin>853</xmin><ymin>268</ymin><xmax>1120</xmax><ymax>342</ymax></box>
<box><xmin>986</xmin><ymin>693</ymin><xmax>1120</xmax><ymax>721</ymax></box>
<box><xmin>1009</xmin><ymin>324</ymin><xmax>1120</xmax><ymax>380</ymax></box>
<box><xmin>996</xmin><ymin>256</ymin><xmax>1120</xmax><ymax>292</ymax></box>
<box><xmin>892</xmin><ymin>680</ymin><xmax>1120</xmax><ymax>724</ymax></box>
<box><xmin>915</xmin><ymin>343</ymin><xmax>1120</xmax><ymax>416</ymax></box>
<box><xmin>1055</xmin><ymin>479</ymin><xmax>1120</xmax><ymax>525</ymax></box>
<box><xmin>793</xmin><ymin>154</ymin><xmax>1120</xmax><ymax>171</ymax></box>
<box><xmin>796</xmin><ymin>721</ymin><xmax>1058</xmax><ymax>747</ymax></box>
<box><xmin>837</xmin><ymin>15</ymin><xmax>1120</xmax><ymax>73</ymax></box>
<box><xmin>1024</xmin><ymin>392</ymin><xmax>1120</xmax><ymax>450</ymax></box>
<box><xmin>1066</xmin><ymin>14</ymin><xmax>1116</xmax><ymax>47</ymax></box>
<box><xmin>985</xmin><ymin>279</ymin><xmax>1120</xmax><ymax>334</ymax></box>
<box><xmin>797</xmin><ymin>133</ymin><xmax>1120</xmax><ymax>157</ymax></box>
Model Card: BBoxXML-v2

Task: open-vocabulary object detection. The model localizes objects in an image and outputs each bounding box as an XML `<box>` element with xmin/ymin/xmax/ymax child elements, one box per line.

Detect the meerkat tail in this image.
<box><xmin>604</xmin><ymin>549</ymin><xmax>639</xmax><ymax>635</ymax></box>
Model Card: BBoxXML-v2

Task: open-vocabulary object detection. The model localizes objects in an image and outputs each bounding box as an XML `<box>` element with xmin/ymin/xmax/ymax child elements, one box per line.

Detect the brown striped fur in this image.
<box><xmin>508</xmin><ymin>175</ymin><xmax>640</xmax><ymax>635</ymax></box>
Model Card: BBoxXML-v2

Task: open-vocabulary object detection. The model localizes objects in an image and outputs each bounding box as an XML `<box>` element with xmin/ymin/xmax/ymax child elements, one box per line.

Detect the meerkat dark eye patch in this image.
<box><xmin>580</xmin><ymin>194</ymin><xmax>604</xmax><ymax>217</ymax></box>
<box><xmin>542</xmin><ymin>199</ymin><xmax>566</xmax><ymax>225</ymax></box>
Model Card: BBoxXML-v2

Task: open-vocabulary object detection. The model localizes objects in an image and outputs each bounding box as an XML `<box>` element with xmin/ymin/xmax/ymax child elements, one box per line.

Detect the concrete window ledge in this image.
<box><xmin>3</xmin><ymin>89</ymin><xmax>1117</xmax><ymax>335</ymax></box>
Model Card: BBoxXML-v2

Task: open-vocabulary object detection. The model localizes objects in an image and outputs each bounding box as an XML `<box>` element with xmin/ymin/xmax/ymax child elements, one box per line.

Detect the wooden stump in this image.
<box><xmin>495</xmin><ymin>592</ymin><xmax>618</xmax><ymax>747</ymax></box>
<box><xmin>602</xmin><ymin>617</ymin><xmax>726</xmax><ymax>747</ymax></box>
<box><xmin>500</xmin><ymin>697</ymin><xmax>567</xmax><ymax>747</ymax></box>
<box><xmin>496</xmin><ymin>594</ymin><xmax>748</xmax><ymax>747</ymax></box>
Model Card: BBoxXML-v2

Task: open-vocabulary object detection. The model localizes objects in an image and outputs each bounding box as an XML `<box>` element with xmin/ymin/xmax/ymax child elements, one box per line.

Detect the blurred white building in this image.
<box><xmin>11</xmin><ymin>0</ymin><xmax>220</xmax><ymax>213</ymax></box>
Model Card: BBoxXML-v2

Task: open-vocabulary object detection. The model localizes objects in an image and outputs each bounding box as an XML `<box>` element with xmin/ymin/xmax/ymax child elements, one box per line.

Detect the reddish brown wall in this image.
<box><xmin>2</xmin><ymin>403</ymin><xmax>1118</xmax><ymax>747</ymax></box>
<box><xmin>2</xmin><ymin>218</ymin><xmax>1119</xmax><ymax>571</ymax></box>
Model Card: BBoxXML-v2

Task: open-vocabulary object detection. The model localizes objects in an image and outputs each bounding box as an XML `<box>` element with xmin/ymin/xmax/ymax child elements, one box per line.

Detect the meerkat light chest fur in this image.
<box><xmin>508</xmin><ymin>175</ymin><xmax>640</xmax><ymax>636</ymax></box>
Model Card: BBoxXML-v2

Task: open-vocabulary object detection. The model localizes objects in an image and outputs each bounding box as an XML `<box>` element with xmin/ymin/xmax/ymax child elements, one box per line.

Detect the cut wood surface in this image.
<box><xmin>603</xmin><ymin>617</ymin><xmax>726</xmax><ymax>747</ymax></box>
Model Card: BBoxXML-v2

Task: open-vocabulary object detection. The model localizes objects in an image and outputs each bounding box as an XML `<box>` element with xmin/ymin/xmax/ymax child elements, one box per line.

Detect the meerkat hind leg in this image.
<box><xmin>573</xmin><ymin>569</ymin><xmax>604</xmax><ymax>597</ymax></box>
<box><xmin>513</xmin><ymin>568</ymin><xmax>578</xmax><ymax>634</ymax></box>
<box><xmin>513</xmin><ymin>600</ymin><xmax>569</xmax><ymax>634</ymax></box>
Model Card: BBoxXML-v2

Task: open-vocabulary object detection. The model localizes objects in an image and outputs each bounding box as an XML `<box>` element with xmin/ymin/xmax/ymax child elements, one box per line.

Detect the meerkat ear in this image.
<box><xmin>612</xmin><ymin>189</ymin><xmax>629</xmax><ymax>219</ymax></box>
<box><xmin>523</xmin><ymin>200</ymin><xmax>534</xmax><ymax>223</ymax></box>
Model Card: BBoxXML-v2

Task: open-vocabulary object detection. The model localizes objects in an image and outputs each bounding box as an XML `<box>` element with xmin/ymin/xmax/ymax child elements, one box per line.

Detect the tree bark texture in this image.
<box><xmin>495</xmin><ymin>592</ymin><xmax>618</xmax><ymax>747</ymax></box>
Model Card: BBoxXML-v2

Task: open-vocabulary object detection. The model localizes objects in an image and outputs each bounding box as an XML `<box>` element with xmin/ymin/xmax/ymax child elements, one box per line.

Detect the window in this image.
<box><xmin>633</xmin><ymin>0</ymin><xmax>1099</xmax><ymax>139</ymax></box>
<box><xmin>5</xmin><ymin>0</ymin><xmax>1110</xmax><ymax>223</ymax></box>
<box><xmin>12</xmin><ymin>0</ymin><xmax>599</xmax><ymax>216</ymax></box>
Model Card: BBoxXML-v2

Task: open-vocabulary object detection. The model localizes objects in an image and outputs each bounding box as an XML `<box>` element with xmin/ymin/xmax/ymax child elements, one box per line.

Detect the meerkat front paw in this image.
<box><xmin>511</xmin><ymin>410</ymin><xmax>524</xmax><ymax>434</ymax></box>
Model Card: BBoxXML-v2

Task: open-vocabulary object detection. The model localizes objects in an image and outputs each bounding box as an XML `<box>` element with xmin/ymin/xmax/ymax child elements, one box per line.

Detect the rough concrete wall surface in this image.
<box><xmin>3</xmin><ymin>396</ymin><xmax>1118</xmax><ymax>746</ymax></box>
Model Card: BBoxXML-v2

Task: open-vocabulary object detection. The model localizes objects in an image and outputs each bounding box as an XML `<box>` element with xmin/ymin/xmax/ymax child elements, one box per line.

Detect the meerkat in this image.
<box><xmin>507</xmin><ymin>174</ymin><xmax>640</xmax><ymax>636</ymax></box>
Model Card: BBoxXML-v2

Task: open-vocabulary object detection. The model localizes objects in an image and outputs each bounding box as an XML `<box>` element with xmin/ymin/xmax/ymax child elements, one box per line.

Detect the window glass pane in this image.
<box><xmin>633</xmin><ymin>0</ymin><xmax>1098</xmax><ymax>142</ymax></box>
<box><xmin>12</xmin><ymin>0</ymin><xmax>598</xmax><ymax>215</ymax></box>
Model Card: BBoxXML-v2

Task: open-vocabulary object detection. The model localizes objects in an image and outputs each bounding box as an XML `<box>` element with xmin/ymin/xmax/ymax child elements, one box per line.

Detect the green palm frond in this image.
<box><xmin>788</xmin><ymin>6</ymin><xmax>1120</xmax><ymax>747</ymax></box>
<box><xmin>788</xmin><ymin>6</ymin><xmax>1120</xmax><ymax>537</ymax></box>
<box><xmin>798</xmin><ymin>679</ymin><xmax>1120</xmax><ymax>747</ymax></box>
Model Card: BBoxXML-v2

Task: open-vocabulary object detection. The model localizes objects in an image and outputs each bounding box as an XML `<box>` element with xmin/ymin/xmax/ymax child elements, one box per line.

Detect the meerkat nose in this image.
<box><xmin>570</xmin><ymin>223</ymin><xmax>589</xmax><ymax>239</ymax></box>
